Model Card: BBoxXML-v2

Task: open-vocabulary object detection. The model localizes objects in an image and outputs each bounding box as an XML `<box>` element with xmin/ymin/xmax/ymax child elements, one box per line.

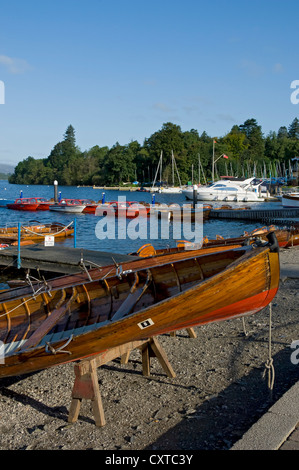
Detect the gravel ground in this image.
<box><xmin>0</xmin><ymin>247</ymin><xmax>298</xmax><ymax>451</ymax></box>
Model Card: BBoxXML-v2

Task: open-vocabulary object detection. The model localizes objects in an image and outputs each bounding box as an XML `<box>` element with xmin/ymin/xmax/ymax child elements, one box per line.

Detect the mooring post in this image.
<box><xmin>193</xmin><ymin>184</ymin><xmax>198</xmax><ymax>209</ymax></box>
<box><xmin>54</xmin><ymin>180</ymin><xmax>58</xmax><ymax>203</ymax></box>
<box><xmin>74</xmin><ymin>218</ymin><xmax>77</xmax><ymax>248</ymax></box>
<box><xmin>17</xmin><ymin>222</ymin><xmax>21</xmax><ymax>269</ymax></box>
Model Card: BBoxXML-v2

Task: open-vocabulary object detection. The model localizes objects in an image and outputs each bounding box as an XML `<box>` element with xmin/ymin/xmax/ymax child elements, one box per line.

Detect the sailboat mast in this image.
<box><xmin>152</xmin><ymin>151</ymin><xmax>162</xmax><ymax>190</ymax></box>
<box><xmin>172</xmin><ymin>150</ymin><xmax>175</xmax><ymax>186</ymax></box>
<box><xmin>198</xmin><ymin>154</ymin><xmax>200</xmax><ymax>184</ymax></box>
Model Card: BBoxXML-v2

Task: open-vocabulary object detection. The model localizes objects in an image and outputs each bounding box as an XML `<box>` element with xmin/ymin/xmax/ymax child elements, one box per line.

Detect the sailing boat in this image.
<box><xmin>151</xmin><ymin>151</ymin><xmax>183</xmax><ymax>193</ymax></box>
<box><xmin>150</xmin><ymin>151</ymin><xmax>163</xmax><ymax>193</ymax></box>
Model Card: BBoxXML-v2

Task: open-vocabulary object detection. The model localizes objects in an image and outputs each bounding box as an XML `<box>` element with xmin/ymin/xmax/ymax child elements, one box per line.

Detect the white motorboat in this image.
<box><xmin>49</xmin><ymin>199</ymin><xmax>86</xmax><ymax>213</ymax></box>
<box><xmin>159</xmin><ymin>187</ymin><xmax>183</xmax><ymax>194</ymax></box>
<box><xmin>282</xmin><ymin>193</ymin><xmax>299</xmax><ymax>208</ymax></box>
<box><xmin>182</xmin><ymin>178</ymin><xmax>270</xmax><ymax>202</ymax></box>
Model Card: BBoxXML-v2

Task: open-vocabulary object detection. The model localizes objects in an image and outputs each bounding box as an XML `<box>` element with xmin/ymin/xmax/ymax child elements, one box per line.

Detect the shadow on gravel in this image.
<box><xmin>143</xmin><ymin>345</ymin><xmax>299</xmax><ymax>451</ymax></box>
<box><xmin>0</xmin><ymin>372</ymin><xmax>71</xmax><ymax>422</ymax></box>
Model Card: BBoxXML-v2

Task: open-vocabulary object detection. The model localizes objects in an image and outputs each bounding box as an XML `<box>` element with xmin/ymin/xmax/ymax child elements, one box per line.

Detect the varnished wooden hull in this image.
<box><xmin>0</xmin><ymin>237</ymin><xmax>280</xmax><ymax>378</ymax></box>
<box><xmin>195</xmin><ymin>226</ymin><xmax>299</xmax><ymax>250</ymax></box>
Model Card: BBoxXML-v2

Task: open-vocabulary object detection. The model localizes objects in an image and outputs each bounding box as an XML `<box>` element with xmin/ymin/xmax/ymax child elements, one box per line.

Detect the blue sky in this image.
<box><xmin>0</xmin><ymin>0</ymin><xmax>299</xmax><ymax>166</ymax></box>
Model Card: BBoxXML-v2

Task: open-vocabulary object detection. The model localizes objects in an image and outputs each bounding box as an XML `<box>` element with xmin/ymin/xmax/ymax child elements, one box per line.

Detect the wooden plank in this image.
<box><xmin>112</xmin><ymin>284</ymin><xmax>148</xmax><ymax>321</ymax></box>
<box><xmin>18</xmin><ymin>299</ymin><xmax>71</xmax><ymax>351</ymax></box>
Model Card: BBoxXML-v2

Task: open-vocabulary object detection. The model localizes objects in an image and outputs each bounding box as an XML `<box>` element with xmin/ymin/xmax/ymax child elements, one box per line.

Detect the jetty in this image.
<box><xmin>0</xmin><ymin>245</ymin><xmax>139</xmax><ymax>275</ymax></box>
<box><xmin>209</xmin><ymin>207</ymin><xmax>299</xmax><ymax>224</ymax></box>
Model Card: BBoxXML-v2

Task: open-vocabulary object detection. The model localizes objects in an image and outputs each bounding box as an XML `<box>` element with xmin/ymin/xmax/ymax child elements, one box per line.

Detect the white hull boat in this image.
<box><xmin>160</xmin><ymin>187</ymin><xmax>183</xmax><ymax>194</ymax></box>
<box><xmin>49</xmin><ymin>199</ymin><xmax>86</xmax><ymax>213</ymax></box>
<box><xmin>50</xmin><ymin>205</ymin><xmax>86</xmax><ymax>213</ymax></box>
<box><xmin>183</xmin><ymin>178</ymin><xmax>270</xmax><ymax>202</ymax></box>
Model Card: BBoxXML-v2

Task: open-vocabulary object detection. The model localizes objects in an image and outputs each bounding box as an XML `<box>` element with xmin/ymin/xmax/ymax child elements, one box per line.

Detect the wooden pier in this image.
<box><xmin>209</xmin><ymin>207</ymin><xmax>299</xmax><ymax>224</ymax></box>
<box><xmin>0</xmin><ymin>245</ymin><xmax>139</xmax><ymax>275</ymax></box>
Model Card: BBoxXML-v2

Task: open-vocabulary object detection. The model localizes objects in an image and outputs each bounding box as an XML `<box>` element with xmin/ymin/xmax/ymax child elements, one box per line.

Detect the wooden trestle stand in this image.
<box><xmin>68</xmin><ymin>336</ymin><xmax>178</xmax><ymax>427</ymax></box>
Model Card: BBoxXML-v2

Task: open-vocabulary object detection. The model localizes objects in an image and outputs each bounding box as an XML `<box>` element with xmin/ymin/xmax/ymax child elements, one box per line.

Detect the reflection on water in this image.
<box><xmin>0</xmin><ymin>180</ymin><xmax>283</xmax><ymax>255</ymax></box>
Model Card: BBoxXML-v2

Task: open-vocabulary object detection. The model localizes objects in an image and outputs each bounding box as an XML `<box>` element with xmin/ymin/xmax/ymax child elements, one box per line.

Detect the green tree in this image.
<box><xmin>288</xmin><ymin>118</ymin><xmax>299</xmax><ymax>139</ymax></box>
<box><xmin>223</xmin><ymin>125</ymin><xmax>248</xmax><ymax>159</ymax></box>
<box><xmin>277</xmin><ymin>126</ymin><xmax>288</xmax><ymax>140</ymax></box>
<box><xmin>102</xmin><ymin>142</ymin><xmax>136</xmax><ymax>185</ymax></box>
<box><xmin>64</xmin><ymin>124</ymin><xmax>76</xmax><ymax>147</ymax></box>
<box><xmin>239</xmin><ymin>119</ymin><xmax>265</xmax><ymax>162</ymax></box>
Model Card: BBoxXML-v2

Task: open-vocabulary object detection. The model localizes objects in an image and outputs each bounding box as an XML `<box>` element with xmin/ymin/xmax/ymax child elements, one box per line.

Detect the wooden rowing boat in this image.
<box><xmin>214</xmin><ymin>225</ymin><xmax>299</xmax><ymax>249</ymax></box>
<box><xmin>0</xmin><ymin>222</ymin><xmax>74</xmax><ymax>244</ymax></box>
<box><xmin>0</xmin><ymin>233</ymin><xmax>279</xmax><ymax>378</ymax></box>
<box><xmin>161</xmin><ymin>225</ymin><xmax>299</xmax><ymax>252</ymax></box>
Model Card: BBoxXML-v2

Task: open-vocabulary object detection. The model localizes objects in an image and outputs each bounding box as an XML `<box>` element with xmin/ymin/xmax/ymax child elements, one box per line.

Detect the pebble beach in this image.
<box><xmin>0</xmin><ymin>246</ymin><xmax>298</xmax><ymax>451</ymax></box>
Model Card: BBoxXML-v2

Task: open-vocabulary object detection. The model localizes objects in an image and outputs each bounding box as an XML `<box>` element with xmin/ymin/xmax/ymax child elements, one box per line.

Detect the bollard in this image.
<box><xmin>54</xmin><ymin>180</ymin><xmax>58</xmax><ymax>203</ymax></box>
<box><xmin>193</xmin><ymin>185</ymin><xmax>198</xmax><ymax>209</ymax></box>
<box><xmin>102</xmin><ymin>192</ymin><xmax>105</xmax><ymax>204</ymax></box>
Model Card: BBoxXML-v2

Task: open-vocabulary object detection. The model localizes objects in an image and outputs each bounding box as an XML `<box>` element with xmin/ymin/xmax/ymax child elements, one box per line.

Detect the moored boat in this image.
<box><xmin>282</xmin><ymin>193</ymin><xmax>299</xmax><ymax>208</ymax></box>
<box><xmin>37</xmin><ymin>199</ymin><xmax>55</xmax><ymax>210</ymax></box>
<box><xmin>0</xmin><ymin>222</ymin><xmax>74</xmax><ymax>244</ymax></box>
<box><xmin>150</xmin><ymin>204</ymin><xmax>211</xmax><ymax>221</ymax></box>
<box><xmin>49</xmin><ymin>199</ymin><xmax>86</xmax><ymax>213</ymax></box>
<box><xmin>96</xmin><ymin>201</ymin><xmax>150</xmax><ymax>218</ymax></box>
<box><xmin>78</xmin><ymin>199</ymin><xmax>99</xmax><ymax>213</ymax></box>
<box><xmin>0</xmin><ymin>199</ymin><xmax>15</xmax><ymax>207</ymax></box>
<box><xmin>0</xmin><ymin>234</ymin><xmax>279</xmax><ymax>378</ymax></box>
<box><xmin>175</xmin><ymin>224</ymin><xmax>299</xmax><ymax>250</ymax></box>
<box><xmin>182</xmin><ymin>178</ymin><xmax>271</xmax><ymax>202</ymax></box>
<box><xmin>7</xmin><ymin>197</ymin><xmax>44</xmax><ymax>211</ymax></box>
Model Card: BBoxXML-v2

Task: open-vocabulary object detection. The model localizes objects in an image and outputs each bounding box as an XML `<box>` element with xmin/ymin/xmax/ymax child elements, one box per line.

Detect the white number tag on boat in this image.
<box><xmin>138</xmin><ymin>318</ymin><xmax>154</xmax><ymax>330</ymax></box>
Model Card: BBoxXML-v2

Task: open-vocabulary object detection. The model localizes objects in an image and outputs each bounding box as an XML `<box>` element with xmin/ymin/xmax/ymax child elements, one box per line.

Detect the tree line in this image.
<box><xmin>9</xmin><ymin>119</ymin><xmax>299</xmax><ymax>186</ymax></box>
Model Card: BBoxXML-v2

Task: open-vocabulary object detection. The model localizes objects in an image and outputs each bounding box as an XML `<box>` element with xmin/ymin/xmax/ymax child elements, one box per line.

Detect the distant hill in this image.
<box><xmin>0</xmin><ymin>163</ymin><xmax>15</xmax><ymax>174</ymax></box>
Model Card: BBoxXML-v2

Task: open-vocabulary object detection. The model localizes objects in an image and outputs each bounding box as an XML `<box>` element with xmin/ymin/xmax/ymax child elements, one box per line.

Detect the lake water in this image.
<box><xmin>0</xmin><ymin>180</ymin><xmax>284</xmax><ymax>255</ymax></box>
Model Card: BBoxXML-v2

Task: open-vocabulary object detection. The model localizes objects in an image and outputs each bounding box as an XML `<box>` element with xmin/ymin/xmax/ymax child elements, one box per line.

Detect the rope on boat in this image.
<box><xmin>25</xmin><ymin>273</ymin><xmax>52</xmax><ymax>299</ymax></box>
<box><xmin>0</xmin><ymin>284</ymin><xmax>48</xmax><ymax>319</ymax></box>
<box><xmin>20</xmin><ymin>221</ymin><xmax>74</xmax><ymax>237</ymax></box>
<box><xmin>45</xmin><ymin>335</ymin><xmax>73</xmax><ymax>355</ymax></box>
<box><xmin>263</xmin><ymin>303</ymin><xmax>275</xmax><ymax>396</ymax></box>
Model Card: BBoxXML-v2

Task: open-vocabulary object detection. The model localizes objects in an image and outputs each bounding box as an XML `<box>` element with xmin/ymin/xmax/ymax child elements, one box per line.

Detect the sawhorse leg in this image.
<box><xmin>68</xmin><ymin>359</ymin><xmax>105</xmax><ymax>427</ymax></box>
<box><xmin>68</xmin><ymin>336</ymin><xmax>175</xmax><ymax>427</ymax></box>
